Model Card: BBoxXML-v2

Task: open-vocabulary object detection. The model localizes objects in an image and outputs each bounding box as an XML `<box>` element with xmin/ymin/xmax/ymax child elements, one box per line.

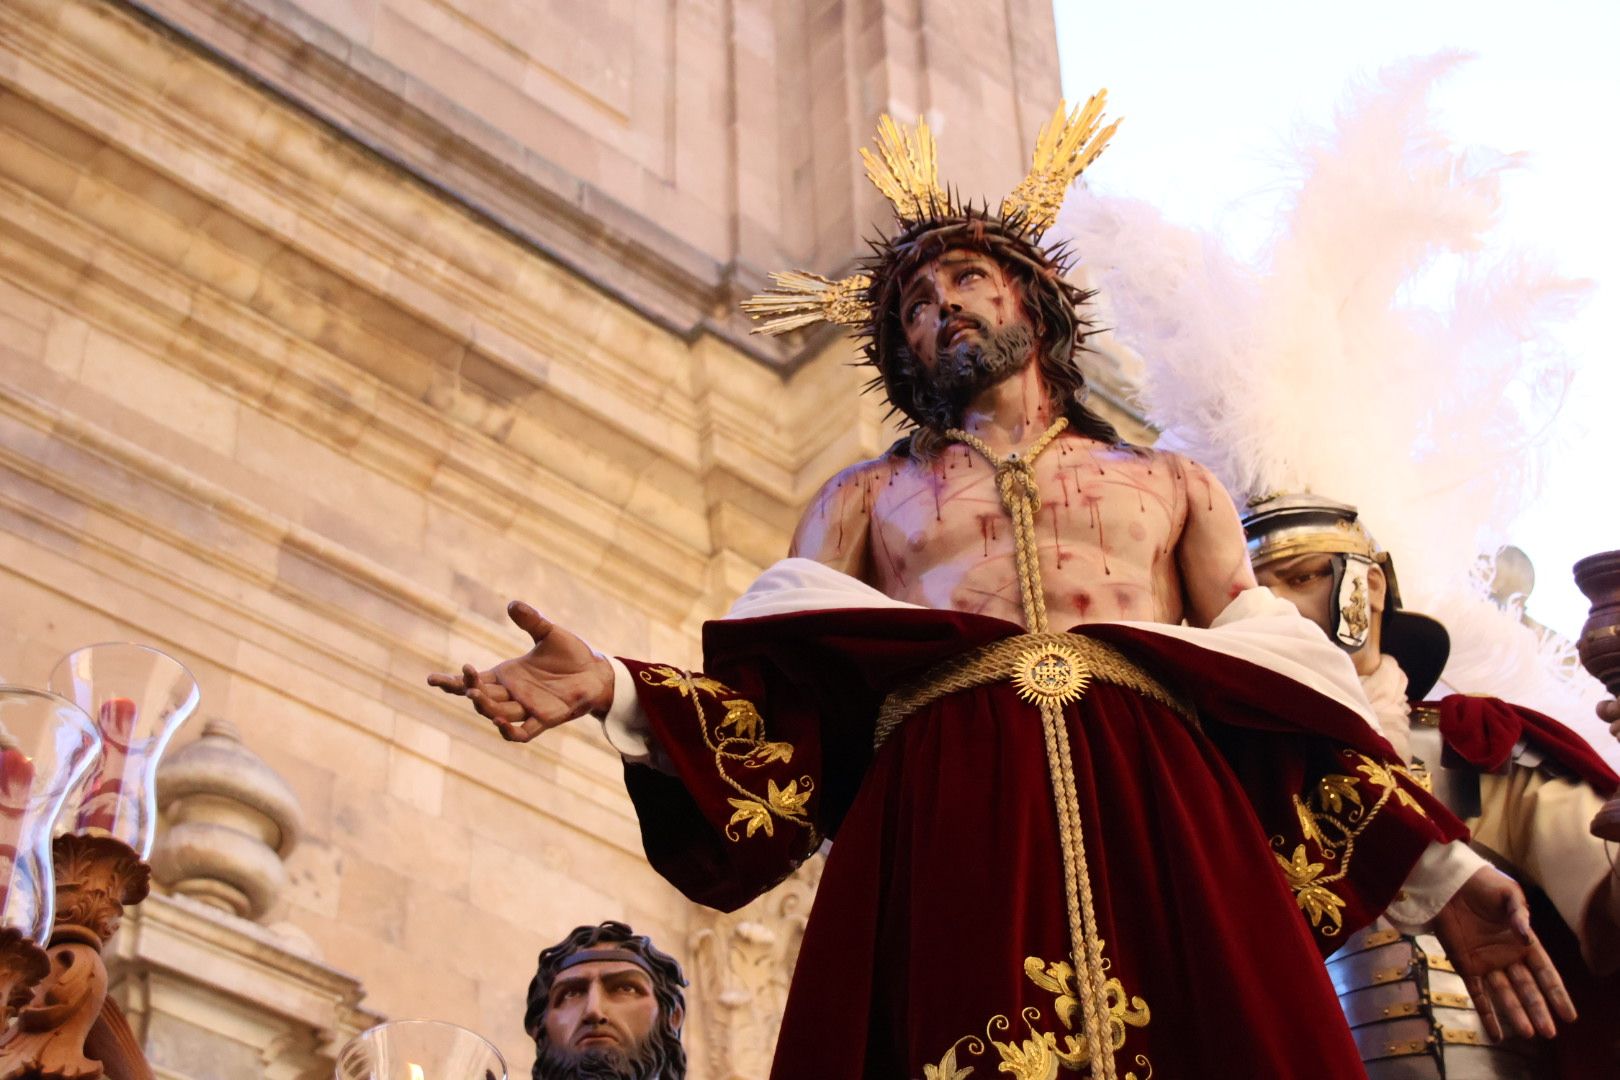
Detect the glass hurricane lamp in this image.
<box><xmin>47</xmin><ymin>643</ymin><xmax>200</xmax><ymax>859</ymax></box>
<box><xmin>335</xmin><ymin>1020</ymin><xmax>507</xmax><ymax>1080</ymax></box>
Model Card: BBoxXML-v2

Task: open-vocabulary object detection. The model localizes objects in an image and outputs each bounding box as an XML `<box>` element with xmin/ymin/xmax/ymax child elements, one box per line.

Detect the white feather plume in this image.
<box><xmin>1054</xmin><ymin>52</ymin><xmax>1613</xmax><ymax>765</ymax></box>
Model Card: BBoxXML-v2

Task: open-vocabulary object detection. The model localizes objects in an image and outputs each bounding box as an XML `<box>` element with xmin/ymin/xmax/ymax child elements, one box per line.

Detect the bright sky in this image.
<box><xmin>1054</xmin><ymin>0</ymin><xmax>1620</xmax><ymax>638</ymax></box>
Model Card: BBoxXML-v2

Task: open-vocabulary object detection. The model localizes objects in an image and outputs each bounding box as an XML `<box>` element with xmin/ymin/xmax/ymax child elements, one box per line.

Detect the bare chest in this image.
<box><xmin>866</xmin><ymin>441</ymin><xmax>1191</xmax><ymax>623</ymax></box>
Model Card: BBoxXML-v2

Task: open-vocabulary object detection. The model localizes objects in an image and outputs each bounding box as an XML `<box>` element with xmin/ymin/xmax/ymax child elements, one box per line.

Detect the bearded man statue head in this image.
<box><xmin>523</xmin><ymin>921</ymin><xmax>686</xmax><ymax>1080</ymax></box>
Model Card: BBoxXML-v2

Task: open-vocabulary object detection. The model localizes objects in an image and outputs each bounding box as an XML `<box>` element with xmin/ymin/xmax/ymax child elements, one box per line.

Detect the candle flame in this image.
<box><xmin>408</xmin><ymin>1065</ymin><xmax>425</xmax><ymax>1080</ymax></box>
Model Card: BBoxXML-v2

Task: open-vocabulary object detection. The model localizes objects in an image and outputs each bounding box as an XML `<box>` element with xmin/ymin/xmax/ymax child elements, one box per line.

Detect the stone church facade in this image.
<box><xmin>0</xmin><ymin>1</ymin><xmax>1146</xmax><ymax>1075</ymax></box>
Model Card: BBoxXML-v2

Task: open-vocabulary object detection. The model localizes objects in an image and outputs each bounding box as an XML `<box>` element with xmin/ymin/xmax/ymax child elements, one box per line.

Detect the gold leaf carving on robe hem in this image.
<box><xmin>1273</xmin><ymin>750</ymin><xmax>1431</xmax><ymax>934</ymax></box>
<box><xmin>639</xmin><ymin>665</ymin><xmax>815</xmax><ymax>843</ymax></box>
<box><xmin>917</xmin><ymin>954</ymin><xmax>1152</xmax><ymax>1079</ymax></box>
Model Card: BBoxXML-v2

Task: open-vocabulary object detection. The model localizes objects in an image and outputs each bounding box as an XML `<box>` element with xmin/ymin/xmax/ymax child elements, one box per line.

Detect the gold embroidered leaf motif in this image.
<box><xmin>921</xmin><ymin>1043</ymin><xmax>976</xmax><ymax>1080</ymax></box>
<box><xmin>1317</xmin><ymin>773</ymin><xmax>1363</xmax><ymax>814</ymax></box>
<box><xmin>766</xmin><ymin>778</ymin><xmax>811</xmax><ymax>819</ymax></box>
<box><xmin>989</xmin><ymin>1028</ymin><xmax>1058</xmax><ymax>1080</ymax></box>
<box><xmin>1276</xmin><ymin>844</ymin><xmax>1324</xmax><ymax>890</ymax></box>
<box><xmin>641</xmin><ymin>665</ymin><xmax>729</xmax><ymax>699</ymax></box>
<box><xmin>1353</xmin><ymin>755</ymin><xmax>1396</xmax><ymax>790</ymax></box>
<box><xmin>1293</xmin><ymin>795</ymin><xmax>1328</xmax><ymax>849</ymax></box>
<box><xmin>725</xmin><ymin>798</ymin><xmax>773</xmax><ymax>840</ymax></box>
<box><xmin>1102</xmin><ymin>978</ymin><xmax>1151</xmax><ymax>1041</ymax></box>
<box><xmin>1045</xmin><ymin>1031</ymin><xmax>1089</xmax><ymax>1070</ymax></box>
<box><xmin>1355</xmin><ymin>755</ymin><xmax>1425</xmax><ymax>814</ymax></box>
<box><xmin>1022</xmin><ymin>957</ymin><xmax>1080</xmax><ymax>1031</ymax></box>
<box><xmin>1294</xmin><ymin>883</ymin><xmax>1348</xmax><ymax>931</ymax></box>
<box><xmin>744</xmin><ymin>740</ymin><xmax>794</xmax><ymax>767</ymax></box>
<box><xmin>1276</xmin><ymin>846</ymin><xmax>1345</xmax><ymax>930</ymax></box>
<box><xmin>720</xmin><ymin>699</ymin><xmax>764</xmax><ymax>742</ymax></box>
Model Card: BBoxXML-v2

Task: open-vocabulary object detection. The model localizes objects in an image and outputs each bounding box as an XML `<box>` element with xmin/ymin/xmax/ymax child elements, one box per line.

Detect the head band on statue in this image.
<box><xmin>742</xmin><ymin>98</ymin><xmax>1127</xmax><ymax>449</ymax></box>
<box><xmin>525</xmin><ymin>921</ymin><xmax>687</xmax><ymax>1080</ymax></box>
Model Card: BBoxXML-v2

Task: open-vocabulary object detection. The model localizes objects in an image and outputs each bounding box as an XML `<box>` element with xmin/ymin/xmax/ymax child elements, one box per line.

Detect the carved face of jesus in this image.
<box><xmin>537</xmin><ymin>960</ymin><xmax>662</xmax><ymax>1076</ymax></box>
<box><xmin>896</xmin><ymin>248</ymin><xmax>1038</xmax><ymax>427</ymax></box>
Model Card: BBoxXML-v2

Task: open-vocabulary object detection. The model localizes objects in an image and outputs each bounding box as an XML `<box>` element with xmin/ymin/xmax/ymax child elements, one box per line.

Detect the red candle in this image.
<box><xmin>75</xmin><ymin>698</ymin><xmax>135</xmax><ymax>835</ymax></box>
<box><xmin>0</xmin><ymin>746</ymin><xmax>37</xmax><ymax>913</ymax></box>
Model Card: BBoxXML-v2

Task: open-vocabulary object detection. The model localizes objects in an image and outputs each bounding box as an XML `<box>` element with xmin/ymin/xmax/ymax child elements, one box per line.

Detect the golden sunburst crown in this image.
<box><xmin>1000</xmin><ymin>91</ymin><xmax>1122</xmax><ymax>235</ymax></box>
<box><xmin>740</xmin><ymin>271</ymin><xmax>873</xmax><ymax>338</ymax></box>
<box><xmin>741</xmin><ymin>92</ymin><xmax>1118</xmax><ymax>337</ymax></box>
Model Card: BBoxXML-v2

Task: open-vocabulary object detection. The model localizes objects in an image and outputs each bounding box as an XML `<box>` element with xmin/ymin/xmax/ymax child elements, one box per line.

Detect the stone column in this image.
<box><xmin>107</xmin><ymin>719</ymin><xmax>380</xmax><ymax>1079</ymax></box>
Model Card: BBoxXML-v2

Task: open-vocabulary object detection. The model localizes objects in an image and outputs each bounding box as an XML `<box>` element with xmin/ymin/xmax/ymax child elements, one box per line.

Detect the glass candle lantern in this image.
<box><xmin>47</xmin><ymin>644</ymin><xmax>200</xmax><ymax>860</ymax></box>
<box><xmin>335</xmin><ymin>1020</ymin><xmax>507</xmax><ymax>1080</ymax></box>
<box><xmin>0</xmin><ymin>688</ymin><xmax>102</xmax><ymax>945</ymax></box>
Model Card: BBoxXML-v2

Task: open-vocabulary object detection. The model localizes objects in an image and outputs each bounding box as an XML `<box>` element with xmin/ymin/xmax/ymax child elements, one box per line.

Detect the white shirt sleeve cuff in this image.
<box><xmin>1385</xmin><ymin>840</ymin><xmax>1487</xmax><ymax>932</ymax></box>
<box><xmin>599</xmin><ymin>657</ymin><xmax>655</xmax><ymax>764</ymax></box>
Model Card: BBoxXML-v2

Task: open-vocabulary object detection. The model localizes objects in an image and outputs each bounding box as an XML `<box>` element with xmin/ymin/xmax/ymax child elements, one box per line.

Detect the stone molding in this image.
<box><xmin>107</xmin><ymin>892</ymin><xmax>381</xmax><ymax>1080</ymax></box>
<box><xmin>116</xmin><ymin>0</ymin><xmax>833</xmax><ymax>370</ymax></box>
<box><xmin>0</xmin><ymin>0</ymin><xmax>892</xmax><ymax>616</ymax></box>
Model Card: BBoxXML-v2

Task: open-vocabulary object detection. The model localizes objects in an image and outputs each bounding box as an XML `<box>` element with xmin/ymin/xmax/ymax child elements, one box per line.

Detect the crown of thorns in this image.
<box><xmin>741</xmin><ymin>92</ymin><xmax>1120</xmax><ymax>337</ymax></box>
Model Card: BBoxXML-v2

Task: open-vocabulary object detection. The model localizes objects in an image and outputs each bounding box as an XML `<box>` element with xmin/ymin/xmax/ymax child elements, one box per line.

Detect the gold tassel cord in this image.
<box><xmin>860</xmin><ymin>115</ymin><xmax>952</xmax><ymax>223</ymax></box>
<box><xmin>1001</xmin><ymin>91</ymin><xmax>1122</xmax><ymax>235</ymax></box>
<box><xmin>948</xmin><ymin>417</ymin><xmax>1124</xmax><ymax>1080</ymax></box>
<box><xmin>741</xmin><ymin>271</ymin><xmax>873</xmax><ymax>337</ymax></box>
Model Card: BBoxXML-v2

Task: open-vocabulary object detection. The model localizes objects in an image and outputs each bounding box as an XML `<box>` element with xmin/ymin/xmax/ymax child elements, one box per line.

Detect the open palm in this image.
<box><xmin>427</xmin><ymin>601</ymin><xmax>614</xmax><ymax>742</ymax></box>
<box><xmin>1432</xmin><ymin>867</ymin><xmax>1575</xmax><ymax>1041</ymax></box>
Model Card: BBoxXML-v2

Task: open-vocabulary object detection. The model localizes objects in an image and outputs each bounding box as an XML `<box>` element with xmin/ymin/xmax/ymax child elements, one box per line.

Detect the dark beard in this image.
<box><xmin>532</xmin><ymin>1036</ymin><xmax>664</xmax><ymax>1080</ymax></box>
<box><xmin>905</xmin><ymin>322</ymin><xmax>1036</xmax><ymax>430</ymax></box>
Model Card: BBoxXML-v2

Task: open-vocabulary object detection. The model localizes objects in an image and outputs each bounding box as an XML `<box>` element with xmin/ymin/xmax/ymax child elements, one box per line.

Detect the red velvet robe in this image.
<box><xmin>620</xmin><ymin>607</ymin><xmax>1463</xmax><ymax>1078</ymax></box>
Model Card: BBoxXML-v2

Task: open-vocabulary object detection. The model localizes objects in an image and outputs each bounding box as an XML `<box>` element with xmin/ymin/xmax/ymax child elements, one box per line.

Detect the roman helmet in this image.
<box><xmin>1244</xmin><ymin>493</ymin><xmax>1451</xmax><ymax>699</ymax></box>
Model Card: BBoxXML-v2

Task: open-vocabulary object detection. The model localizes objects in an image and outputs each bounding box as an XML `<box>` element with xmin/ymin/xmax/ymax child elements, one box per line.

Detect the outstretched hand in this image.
<box><xmin>427</xmin><ymin>601</ymin><xmax>614</xmax><ymax>743</ymax></box>
<box><xmin>1431</xmin><ymin>867</ymin><xmax>1576</xmax><ymax>1041</ymax></box>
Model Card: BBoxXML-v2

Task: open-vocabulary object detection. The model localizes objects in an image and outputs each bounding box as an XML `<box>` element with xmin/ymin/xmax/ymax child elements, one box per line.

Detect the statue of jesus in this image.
<box><xmin>431</xmin><ymin>99</ymin><xmax>1571</xmax><ymax>1079</ymax></box>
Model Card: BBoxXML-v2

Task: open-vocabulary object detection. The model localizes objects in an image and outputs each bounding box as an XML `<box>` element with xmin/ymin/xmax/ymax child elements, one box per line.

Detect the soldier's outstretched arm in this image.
<box><xmin>428</xmin><ymin>600</ymin><xmax>614</xmax><ymax>743</ymax></box>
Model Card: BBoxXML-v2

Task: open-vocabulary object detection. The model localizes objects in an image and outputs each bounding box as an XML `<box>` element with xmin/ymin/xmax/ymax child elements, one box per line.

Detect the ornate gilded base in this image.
<box><xmin>0</xmin><ymin>835</ymin><xmax>151</xmax><ymax>1080</ymax></box>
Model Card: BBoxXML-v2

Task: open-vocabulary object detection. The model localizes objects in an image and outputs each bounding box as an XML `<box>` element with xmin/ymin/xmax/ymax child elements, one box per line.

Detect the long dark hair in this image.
<box><xmin>525</xmin><ymin>921</ymin><xmax>687</xmax><ymax>1080</ymax></box>
<box><xmin>860</xmin><ymin>209</ymin><xmax>1125</xmax><ymax>455</ymax></box>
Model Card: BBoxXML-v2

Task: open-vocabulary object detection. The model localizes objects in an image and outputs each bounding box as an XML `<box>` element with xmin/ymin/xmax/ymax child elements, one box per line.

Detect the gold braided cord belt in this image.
<box><xmin>873</xmin><ymin>631</ymin><xmax>1195</xmax><ymax>752</ymax></box>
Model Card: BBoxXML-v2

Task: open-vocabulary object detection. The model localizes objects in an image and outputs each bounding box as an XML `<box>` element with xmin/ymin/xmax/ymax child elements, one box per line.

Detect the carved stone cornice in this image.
<box><xmin>121</xmin><ymin>0</ymin><xmax>801</xmax><ymax>370</ymax></box>
<box><xmin>106</xmin><ymin>893</ymin><xmax>381</xmax><ymax>1078</ymax></box>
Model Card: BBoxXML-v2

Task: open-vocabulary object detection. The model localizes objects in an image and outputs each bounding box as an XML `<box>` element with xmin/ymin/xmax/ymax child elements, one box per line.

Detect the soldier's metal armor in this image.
<box><xmin>1325</xmin><ymin>708</ymin><xmax>1551</xmax><ymax>1078</ymax></box>
<box><xmin>1242</xmin><ymin>494</ymin><xmax>1584</xmax><ymax>1075</ymax></box>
